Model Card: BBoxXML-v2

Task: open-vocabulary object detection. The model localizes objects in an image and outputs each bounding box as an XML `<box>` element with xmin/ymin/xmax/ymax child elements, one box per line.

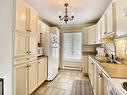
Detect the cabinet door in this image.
<box><xmin>102</xmin><ymin>73</ymin><xmax>109</xmax><ymax>95</ymax></box>
<box><xmin>88</xmin><ymin>25</ymin><xmax>96</xmax><ymax>44</ymax></box>
<box><xmin>82</xmin><ymin>56</ymin><xmax>88</xmax><ymax>74</ymax></box>
<box><xmin>116</xmin><ymin>0</ymin><xmax>127</xmax><ymax>37</ymax></box>
<box><xmin>82</xmin><ymin>27</ymin><xmax>88</xmax><ymax>44</ymax></box>
<box><xmin>16</xmin><ymin>0</ymin><xmax>28</xmax><ymax>32</ymax></box>
<box><xmin>29</xmin><ymin>34</ymin><xmax>37</xmax><ymax>55</ymax></box>
<box><xmin>101</xmin><ymin>15</ymin><xmax>106</xmax><ymax>37</ymax></box>
<box><xmin>96</xmin><ymin>68</ymin><xmax>103</xmax><ymax>95</ymax></box>
<box><xmin>106</xmin><ymin>2</ymin><xmax>115</xmax><ymax>34</ymax></box>
<box><xmin>29</xmin><ymin>8</ymin><xmax>37</xmax><ymax>34</ymax></box>
<box><xmin>15</xmin><ymin>32</ymin><xmax>29</xmax><ymax>57</ymax></box>
<box><xmin>15</xmin><ymin>63</ymin><xmax>28</xmax><ymax>95</ymax></box>
<box><xmin>28</xmin><ymin>60</ymin><xmax>37</xmax><ymax>94</ymax></box>
<box><xmin>96</xmin><ymin>21</ymin><xmax>101</xmax><ymax>43</ymax></box>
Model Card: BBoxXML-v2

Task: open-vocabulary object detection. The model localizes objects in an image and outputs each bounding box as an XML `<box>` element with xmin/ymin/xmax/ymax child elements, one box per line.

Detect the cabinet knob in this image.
<box><xmin>26</xmin><ymin>29</ymin><xmax>31</xmax><ymax>33</ymax></box>
<box><xmin>38</xmin><ymin>62</ymin><xmax>40</xmax><ymax>64</ymax></box>
<box><xmin>104</xmin><ymin>32</ymin><xmax>107</xmax><ymax>35</ymax></box>
<box><xmin>27</xmin><ymin>58</ymin><xmax>29</xmax><ymax>60</ymax></box>
<box><xmin>26</xmin><ymin>52</ymin><xmax>29</xmax><ymax>54</ymax></box>
<box><xmin>26</xmin><ymin>64</ymin><xmax>31</xmax><ymax>68</ymax></box>
<box><xmin>29</xmin><ymin>51</ymin><xmax>31</xmax><ymax>54</ymax></box>
<box><xmin>99</xmin><ymin>73</ymin><xmax>103</xmax><ymax>77</ymax></box>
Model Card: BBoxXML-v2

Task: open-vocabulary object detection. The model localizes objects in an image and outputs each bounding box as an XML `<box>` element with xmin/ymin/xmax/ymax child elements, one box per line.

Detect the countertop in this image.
<box><xmin>89</xmin><ymin>56</ymin><xmax>127</xmax><ymax>78</ymax></box>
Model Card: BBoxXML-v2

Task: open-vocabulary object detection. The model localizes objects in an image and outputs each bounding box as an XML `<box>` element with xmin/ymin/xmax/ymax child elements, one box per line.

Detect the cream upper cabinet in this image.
<box><xmin>106</xmin><ymin>2</ymin><xmax>116</xmax><ymax>34</ymax></box>
<box><xmin>15</xmin><ymin>32</ymin><xmax>29</xmax><ymax>57</ymax></box>
<box><xmin>28</xmin><ymin>60</ymin><xmax>37</xmax><ymax>94</ymax></box>
<box><xmin>37</xmin><ymin>57</ymin><xmax>47</xmax><ymax>86</ymax></box>
<box><xmin>96</xmin><ymin>21</ymin><xmax>101</xmax><ymax>43</ymax></box>
<box><xmin>82</xmin><ymin>27</ymin><xmax>88</xmax><ymax>45</ymax></box>
<box><xmin>16</xmin><ymin>0</ymin><xmax>28</xmax><ymax>32</ymax></box>
<box><xmin>29</xmin><ymin>8</ymin><xmax>38</xmax><ymax>34</ymax></box>
<box><xmin>88</xmin><ymin>25</ymin><xmax>96</xmax><ymax>44</ymax></box>
<box><xmin>116</xmin><ymin>0</ymin><xmax>127</xmax><ymax>37</ymax></box>
<box><xmin>15</xmin><ymin>62</ymin><xmax>28</xmax><ymax>95</ymax></box>
<box><xmin>101</xmin><ymin>15</ymin><xmax>106</xmax><ymax>37</ymax></box>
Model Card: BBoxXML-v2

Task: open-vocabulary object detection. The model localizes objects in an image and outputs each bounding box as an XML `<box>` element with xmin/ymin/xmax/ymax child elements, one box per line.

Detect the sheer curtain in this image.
<box><xmin>63</xmin><ymin>32</ymin><xmax>81</xmax><ymax>61</ymax></box>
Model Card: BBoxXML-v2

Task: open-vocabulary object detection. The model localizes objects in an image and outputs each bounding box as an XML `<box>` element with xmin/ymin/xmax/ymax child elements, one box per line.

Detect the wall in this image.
<box><xmin>0</xmin><ymin>0</ymin><xmax>14</xmax><ymax>95</ymax></box>
<box><xmin>115</xmin><ymin>38</ymin><xmax>127</xmax><ymax>63</ymax></box>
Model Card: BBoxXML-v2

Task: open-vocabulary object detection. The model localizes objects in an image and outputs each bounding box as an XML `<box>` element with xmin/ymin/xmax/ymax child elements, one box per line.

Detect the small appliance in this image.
<box><xmin>37</xmin><ymin>47</ymin><xmax>44</xmax><ymax>56</ymax></box>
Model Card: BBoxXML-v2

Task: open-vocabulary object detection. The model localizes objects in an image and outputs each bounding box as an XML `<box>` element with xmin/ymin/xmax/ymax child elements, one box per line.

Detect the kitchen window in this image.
<box><xmin>63</xmin><ymin>32</ymin><xmax>81</xmax><ymax>61</ymax></box>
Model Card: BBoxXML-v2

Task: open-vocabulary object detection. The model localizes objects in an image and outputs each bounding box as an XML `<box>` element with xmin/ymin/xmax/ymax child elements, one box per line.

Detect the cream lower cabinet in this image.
<box><xmin>15</xmin><ymin>57</ymin><xmax>47</xmax><ymax>95</ymax></box>
<box><xmin>37</xmin><ymin>57</ymin><xmax>47</xmax><ymax>86</ymax></box>
<box><xmin>28</xmin><ymin>60</ymin><xmax>37</xmax><ymax>94</ymax></box>
<box><xmin>88</xmin><ymin>57</ymin><xmax>94</xmax><ymax>87</ymax></box>
<box><xmin>88</xmin><ymin>56</ymin><xmax>109</xmax><ymax>95</ymax></box>
<box><xmin>82</xmin><ymin>55</ymin><xmax>88</xmax><ymax>74</ymax></box>
<box><xmin>15</xmin><ymin>62</ymin><xmax>28</xmax><ymax>95</ymax></box>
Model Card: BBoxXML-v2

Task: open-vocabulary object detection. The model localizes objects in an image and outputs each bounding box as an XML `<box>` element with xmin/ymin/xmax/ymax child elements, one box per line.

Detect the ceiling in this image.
<box><xmin>27</xmin><ymin>0</ymin><xmax>111</xmax><ymax>26</ymax></box>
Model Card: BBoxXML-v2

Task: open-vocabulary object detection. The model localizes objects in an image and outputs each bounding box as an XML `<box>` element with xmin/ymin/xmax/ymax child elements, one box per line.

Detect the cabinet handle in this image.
<box><xmin>26</xmin><ymin>52</ymin><xmax>29</xmax><ymax>54</ymax></box>
<box><xmin>28</xmin><ymin>51</ymin><xmax>31</xmax><ymax>54</ymax></box>
<box><xmin>26</xmin><ymin>29</ymin><xmax>31</xmax><ymax>33</ymax></box>
<box><xmin>27</xmin><ymin>58</ymin><xmax>29</xmax><ymax>60</ymax></box>
<box><xmin>104</xmin><ymin>32</ymin><xmax>107</xmax><ymax>35</ymax></box>
<box><xmin>99</xmin><ymin>73</ymin><xmax>103</xmax><ymax>77</ymax></box>
<box><xmin>26</xmin><ymin>64</ymin><xmax>31</xmax><ymax>68</ymax></box>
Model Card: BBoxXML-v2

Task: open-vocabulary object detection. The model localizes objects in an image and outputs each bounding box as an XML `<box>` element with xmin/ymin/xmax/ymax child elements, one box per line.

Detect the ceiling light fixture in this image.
<box><xmin>59</xmin><ymin>3</ymin><xmax>74</xmax><ymax>24</ymax></box>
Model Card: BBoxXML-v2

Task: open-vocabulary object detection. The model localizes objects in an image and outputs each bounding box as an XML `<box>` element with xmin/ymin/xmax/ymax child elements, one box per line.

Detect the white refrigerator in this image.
<box><xmin>42</xmin><ymin>27</ymin><xmax>60</xmax><ymax>80</ymax></box>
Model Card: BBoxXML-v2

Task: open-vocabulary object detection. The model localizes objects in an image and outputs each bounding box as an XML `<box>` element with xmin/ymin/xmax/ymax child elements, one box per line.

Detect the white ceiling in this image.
<box><xmin>27</xmin><ymin>0</ymin><xmax>111</xmax><ymax>26</ymax></box>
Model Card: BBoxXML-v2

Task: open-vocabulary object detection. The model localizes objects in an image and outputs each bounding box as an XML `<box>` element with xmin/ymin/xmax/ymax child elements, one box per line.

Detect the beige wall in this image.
<box><xmin>0</xmin><ymin>0</ymin><xmax>14</xmax><ymax>95</ymax></box>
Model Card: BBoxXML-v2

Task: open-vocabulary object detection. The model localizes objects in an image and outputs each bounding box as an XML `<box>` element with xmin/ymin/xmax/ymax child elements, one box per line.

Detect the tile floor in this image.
<box><xmin>32</xmin><ymin>70</ymin><xmax>93</xmax><ymax>95</ymax></box>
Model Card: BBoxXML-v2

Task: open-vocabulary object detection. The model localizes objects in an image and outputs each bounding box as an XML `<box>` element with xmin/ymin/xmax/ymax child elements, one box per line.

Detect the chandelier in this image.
<box><xmin>59</xmin><ymin>3</ymin><xmax>74</xmax><ymax>24</ymax></box>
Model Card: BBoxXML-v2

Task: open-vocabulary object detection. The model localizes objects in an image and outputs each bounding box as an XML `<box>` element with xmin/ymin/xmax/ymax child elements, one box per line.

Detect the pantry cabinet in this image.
<box><xmin>88</xmin><ymin>25</ymin><xmax>96</xmax><ymax>44</ymax></box>
<box><xmin>115</xmin><ymin>0</ymin><xmax>127</xmax><ymax>37</ymax></box>
<box><xmin>37</xmin><ymin>57</ymin><xmax>47</xmax><ymax>86</ymax></box>
<box><xmin>15</xmin><ymin>0</ymin><xmax>38</xmax><ymax>58</ymax></box>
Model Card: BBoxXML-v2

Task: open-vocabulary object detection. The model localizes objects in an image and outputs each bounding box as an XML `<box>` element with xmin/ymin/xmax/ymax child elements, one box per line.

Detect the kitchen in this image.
<box><xmin>0</xmin><ymin>0</ymin><xmax>127</xmax><ymax>95</ymax></box>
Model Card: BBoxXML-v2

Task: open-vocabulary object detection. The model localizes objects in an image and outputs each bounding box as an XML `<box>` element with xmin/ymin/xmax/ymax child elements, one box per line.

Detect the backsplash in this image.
<box><xmin>115</xmin><ymin>39</ymin><xmax>127</xmax><ymax>62</ymax></box>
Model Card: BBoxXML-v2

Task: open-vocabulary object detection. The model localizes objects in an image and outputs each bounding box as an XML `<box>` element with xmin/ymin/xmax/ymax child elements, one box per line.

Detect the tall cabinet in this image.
<box><xmin>14</xmin><ymin>0</ymin><xmax>38</xmax><ymax>94</ymax></box>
